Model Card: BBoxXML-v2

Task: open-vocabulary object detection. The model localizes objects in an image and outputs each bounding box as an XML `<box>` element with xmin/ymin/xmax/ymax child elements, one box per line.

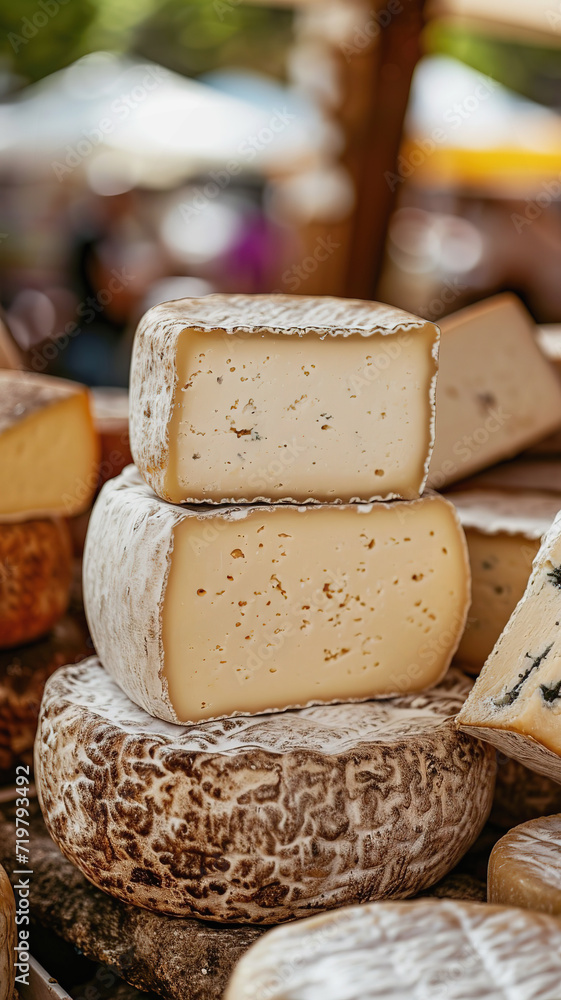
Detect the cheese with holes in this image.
<box><xmin>35</xmin><ymin>660</ymin><xmax>494</xmax><ymax>923</ymax></box>
<box><xmin>129</xmin><ymin>294</ymin><xmax>439</xmax><ymax>503</ymax></box>
<box><xmin>0</xmin><ymin>517</ymin><xmax>72</xmax><ymax>648</ymax></box>
<box><xmin>488</xmin><ymin>815</ymin><xmax>561</xmax><ymax>916</ymax></box>
<box><xmin>492</xmin><ymin>756</ymin><xmax>561</xmax><ymax>828</ymax></box>
<box><xmin>427</xmin><ymin>294</ymin><xmax>561</xmax><ymax>489</ymax></box>
<box><xmin>0</xmin><ymin>371</ymin><xmax>99</xmax><ymax>520</ymax></box>
<box><xmin>458</xmin><ymin>509</ymin><xmax>561</xmax><ymax>781</ymax></box>
<box><xmin>83</xmin><ymin>467</ymin><xmax>470</xmax><ymax>724</ymax></box>
<box><xmin>0</xmin><ymin>864</ymin><xmax>14</xmax><ymax>1000</ymax></box>
<box><xmin>450</xmin><ymin>491</ymin><xmax>559</xmax><ymax>673</ymax></box>
<box><xmin>225</xmin><ymin>898</ymin><xmax>561</xmax><ymax>1000</ymax></box>
<box><xmin>0</xmin><ymin>611</ymin><xmax>91</xmax><ymax>775</ymax></box>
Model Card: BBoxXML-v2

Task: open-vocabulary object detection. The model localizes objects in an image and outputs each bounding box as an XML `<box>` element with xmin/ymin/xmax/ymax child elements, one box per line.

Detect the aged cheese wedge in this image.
<box><xmin>0</xmin><ymin>517</ymin><xmax>72</xmax><ymax>648</ymax></box>
<box><xmin>488</xmin><ymin>815</ymin><xmax>561</xmax><ymax>916</ymax></box>
<box><xmin>35</xmin><ymin>660</ymin><xmax>494</xmax><ymax>923</ymax></box>
<box><xmin>492</xmin><ymin>756</ymin><xmax>561</xmax><ymax>828</ymax></box>
<box><xmin>225</xmin><ymin>898</ymin><xmax>561</xmax><ymax>1000</ymax></box>
<box><xmin>458</xmin><ymin>509</ymin><xmax>561</xmax><ymax>781</ymax></box>
<box><xmin>0</xmin><ymin>864</ymin><xmax>15</xmax><ymax>1000</ymax></box>
<box><xmin>427</xmin><ymin>294</ymin><xmax>561</xmax><ymax>489</ymax></box>
<box><xmin>0</xmin><ymin>612</ymin><xmax>91</xmax><ymax>774</ymax></box>
<box><xmin>0</xmin><ymin>370</ymin><xmax>100</xmax><ymax>520</ymax></box>
<box><xmin>450</xmin><ymin>491</ymin><xmax>559</xmax><ymax>673</ymax></box>
<box><xmin>129</xmin><ymin>294</ymin><xmax>439</xmax><ymax>503</ymax></box>
<box><xmin>83</xmin><ymin>467</ymin><xmax>470</xmax><ymax>724</ymax></box>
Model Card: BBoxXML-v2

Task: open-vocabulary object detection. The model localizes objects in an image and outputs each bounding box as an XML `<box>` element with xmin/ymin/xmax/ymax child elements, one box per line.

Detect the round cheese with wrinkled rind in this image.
<box><xmin>225</xmin><ymin>898</ymin><xmax>561</xmax><ymax>1000</ymax></box>
<box><xmin>488</xmin><ymin>814</ymin><xmax>561</xmax><ymax>916</ymax></box>
<box><xmin>0</xmin><ymin>864</ymin><xmax>15</xmax><ymax>1000</ymax></box>
<box><xmin>35</xmin><ymin>660</ymin><xmax>495</xmax><ymax>924</ymax></box>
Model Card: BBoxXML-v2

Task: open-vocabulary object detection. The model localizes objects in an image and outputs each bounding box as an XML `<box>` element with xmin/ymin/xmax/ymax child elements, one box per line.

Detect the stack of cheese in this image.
<box><xmin>35</xmin><ymin>294</ymin><xmax>499</xmax><ymax>925</ymax></box>
<box><xmin>0</xmin><ymin>370</ymin><xmax>98</xmax><ymax>774</ymax></box>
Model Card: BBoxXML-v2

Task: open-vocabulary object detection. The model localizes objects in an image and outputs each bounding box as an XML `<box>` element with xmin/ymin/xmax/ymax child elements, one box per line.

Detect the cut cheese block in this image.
<box><xmin>427</xmin><ymin>294</ymin><xmax>561</xmax><ymax>489</ymax></box>
<box><xmin>0</xmin><ymin>612</ymin><xmax>91</xmax><ymax>774</ymax></box>
<box><xmin>449</xmin><ymin>457</ymin><xmax>561</xmax><ymax>496</ymax></box>
<box><xmin>0</xmin><ymin>517</ymin><xmax>72</xmax><ymax>648</ymax></box>
<box><xmin>450</xmin><ymin>490</ymin><xmax>559</xmax><ymax>673</ymax></box>
<box><xmin>0</xmin><ymin>370</ymin><xmax>100</xmax><ymax>520</ymax></box>
<box><xmin>0</xmin><ymin>864</ymin><xmax>14</xmax><ymax>1000</ymax></box>
<box><xmin>492</xmin><ymin>756</ymin><xmax>561</xmax><ymax>828</ymax></box>
<box><xmin>83</xmin><ymin>467</ymin><xmax>470</xmax><ymax>724</ymax></box>
<box><xmin>458</xmin><ymin>508</ymin><xmax>561</xmax><ymax>781</ymax></box>
<box><xmin>225</xmin><ymin>898</ymin><xmax>561</xmax><ymax>1000</ymax></box>
<box><xmin>488</xmin><ymin>815</ymin><xmax>561</xmax><ymax>916</ymax></box>
<box><xmin>129</xmin><ymin>294</ymin><xmax>439</xmax><ymax>503</ymax></box>
<box><xmin>35</xmin><ymin>660</ymin><xmax>495</xmax><ymax>923</ymax></box>
<box><xmin>91</xmin><ymin>386</ymin><xmax>132</xmax><ymax>485</ymax></box>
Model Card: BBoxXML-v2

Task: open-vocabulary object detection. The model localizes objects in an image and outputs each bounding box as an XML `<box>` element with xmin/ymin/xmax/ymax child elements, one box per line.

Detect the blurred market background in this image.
<box><xmin>0</xmin><ymin>0</ymin><xmax>561</xmax><ymax>385</ymax></box>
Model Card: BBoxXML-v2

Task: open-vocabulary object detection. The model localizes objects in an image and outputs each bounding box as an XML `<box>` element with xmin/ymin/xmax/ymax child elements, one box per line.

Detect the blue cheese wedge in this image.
<box><xmin>83</xmin><ymin>467</ymin><xmax>470</xmax><ymax>724</ymax></box>
<box><xmin>458</xmin><ymin>508</ymin><xmax>561</xmax><ymax>781</ymax></box>
<box><xmin>35</xmin><ymin>660</ymin><xmax>494</xmax><ymax>922</ymax></box>
<box><xmin>129</xmin><ymin>294</ymin><xmax>439</xmax><ymax>503</ymax></box>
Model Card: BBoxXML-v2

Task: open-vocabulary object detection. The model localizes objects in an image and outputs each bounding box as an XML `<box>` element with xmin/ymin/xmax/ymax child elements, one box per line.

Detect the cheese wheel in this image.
<box><xmin>35</xmin><ymin>661</ymin><xmax>495</xmax><ymax>924</ymax></box>
<box><xmin>0</xmin><ymin>517</ymin><xmax>72</xmax><ymax>648</ymax></box>
<box><xmin>225</xmin><ymin>898</ymin><xmax>561</xmax><ymax>1000</ymax></box>
<box><xmin>492</xmin><ymin>756</ymin><xmax>561</xmax><ymax>828</ymax></box>
<box><xmin>488</xmin><ymin>815</ymin><xmax>561</xmax><ymax>916</ymax></box>
<box><xmin>83</xmin><ymin>467</ymin><xmax>470</xmax><ymax>724</ymax></box>
<box><xmin>0</xmin><ymin>612</ymin><xmax>91</xmax><ymax>774</ymax></box>
<box><xmin>129</xmin><ymin>294</ymin><xmax>439</xmax><ymax>504</ymax></box>
<box><xmin>0</xmin><ymin>864</ymin><xmax>15</xmax><ymax>1000</ymax></box>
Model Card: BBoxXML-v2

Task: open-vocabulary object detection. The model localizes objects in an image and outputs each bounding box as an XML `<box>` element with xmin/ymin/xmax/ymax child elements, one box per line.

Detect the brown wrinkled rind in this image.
<box><xmin>492</xmin><ymin>755</ymin><xmax>561</xmax><ymax>828</ymax></box>
<box><xmin>0</xmin><ymin>518</ymin><xmax>73</xmax><ymax>648</ymax></box>
<box><xmin>129</xmin><ymin>294</ymin><xmax>439</xmax><ymax>503</ymax></box>
<box><xmin>35</xmin><ymin>661</ymin><xmax>495</xmax><ymax>923</ymax></box>
<box><xmin>0</xmin><ymin>804</ymin><xmax>261</xmax><ymax>1000</ymax></box>
<box><xmin>0</xmin><ymin>613</ymin><xmax>92</xmax><ymax>773</ymax></box>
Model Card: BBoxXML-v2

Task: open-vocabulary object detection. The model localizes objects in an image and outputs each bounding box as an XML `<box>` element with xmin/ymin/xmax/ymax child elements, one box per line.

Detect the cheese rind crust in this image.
<box><xmin>83</xmin><ymin>467</ymin><xmax>470</xmax><ymax>724</ymax></box>
<box><xmin>224</xmin><ymin>898</ymin><xmax>561</xmax><ymax>1000</ymax></box>
<box><xmin>0</xmin><ymin>517</ymin><xmax>72</xmax><ymax>648</ymax></box>
<box><xmin>492</xmin><ymin>756</ymin><xmax>561</xmax><ymax>828</ymax></box>
<box><xmin>35</xmin><ymin>661</ymin><xmax>495</xmax><ymax>923</ymax></box>
<box><xmin>129</xmin><ymin>294</ymin><xmax>439</xmax><ymax>503</ymax></box>
<box><xmin>458</xmin><ymin>508</ymin><xmax>561</xmax><ymax>781</ymax></box>
<box><xmin>488</xmin><ymin>815</ymin><xmax>561</xmax><ymax>916</ymax></box>
<box><xmin>0</xmin><ymin>864</ymin><xmax>15</xmax><ymax>1000</ymax></box>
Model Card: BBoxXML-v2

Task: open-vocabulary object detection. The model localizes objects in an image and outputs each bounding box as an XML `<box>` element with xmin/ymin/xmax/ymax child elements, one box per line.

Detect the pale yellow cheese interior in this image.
<box><xmin>162</xmin><ymin>495</ymin><xmax>469</xmax><ymax>721</ymax></box>
<box><xmin>0</xmin><ymin>392</ymin><xmax>99</xmax><ymax>519</ymax></box>
<box><xmin>457</xmin><ymin>531</ymin><xmax>539</xmax><ymax>672</ymax></box>
<box><xmin>166</xmin><ymin>326</ymin><xmax>436</xmax><ymax>502</ymax></box>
